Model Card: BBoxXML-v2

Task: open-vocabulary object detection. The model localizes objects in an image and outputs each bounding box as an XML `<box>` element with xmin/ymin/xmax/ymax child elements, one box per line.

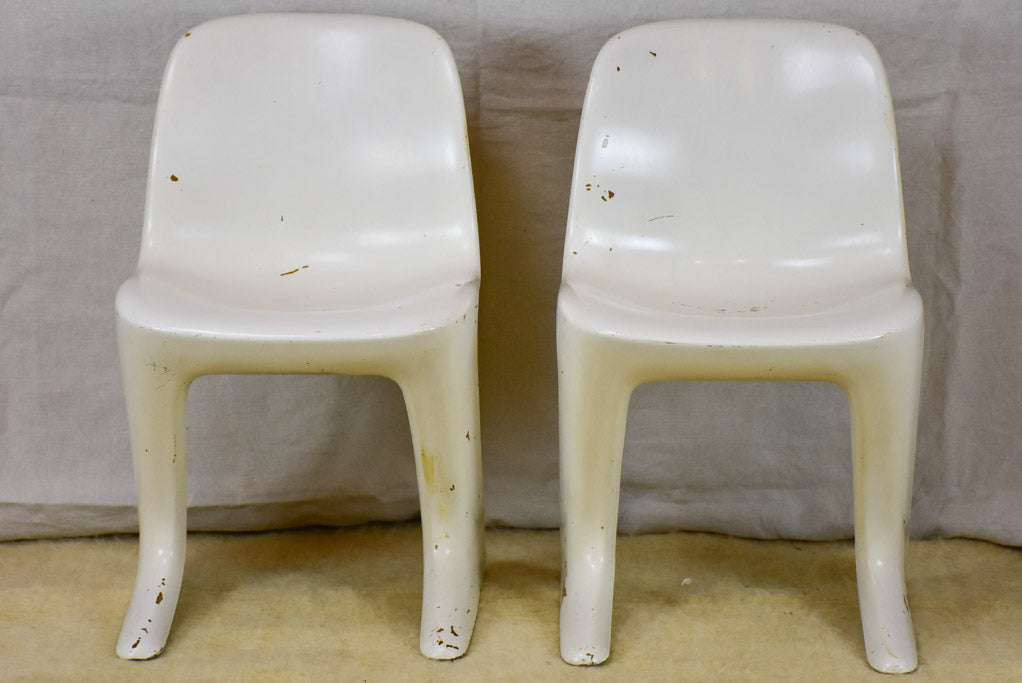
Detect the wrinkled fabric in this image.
<box><xmin>1</xmin><ymin>1</ymin><xmax>1019</xmax><ymax>543</ymax></box>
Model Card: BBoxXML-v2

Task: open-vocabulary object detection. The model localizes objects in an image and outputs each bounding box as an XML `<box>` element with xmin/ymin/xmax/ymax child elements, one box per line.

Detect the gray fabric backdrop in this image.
<box><xmin>1</xmin><ymin>1</ymin><xmax>1019</xmax><ymax>544</ymax></box>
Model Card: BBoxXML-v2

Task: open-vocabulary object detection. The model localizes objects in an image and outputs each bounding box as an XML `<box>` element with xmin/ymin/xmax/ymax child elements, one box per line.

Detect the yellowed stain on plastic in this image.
<box><xmin>421</xmin><ymin>448</ymin><xmax>438</xmax><ymax>489</ymax></box>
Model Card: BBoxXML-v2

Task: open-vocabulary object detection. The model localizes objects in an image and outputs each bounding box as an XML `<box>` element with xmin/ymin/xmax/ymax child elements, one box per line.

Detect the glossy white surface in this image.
<box><xmin>115</xmin><ymin>14</ymin><xmax>483</xmax><ymax>661</ymax></box>
<box><xmin>558</xmin><ymin>20</ymin><xmax>923</xmax><ymax>673</ymax></box>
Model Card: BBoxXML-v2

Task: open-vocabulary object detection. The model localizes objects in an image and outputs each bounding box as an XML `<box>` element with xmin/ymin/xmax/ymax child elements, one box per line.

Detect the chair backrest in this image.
<box><xmin>140</xmin><ymin>14</ymin><xmax>478</xmax><ymax>309</ymax></box>
<box><xmin>563</xmin><ymin>20</ymin><xmax>910</xmax><ymax>308</ymax></box>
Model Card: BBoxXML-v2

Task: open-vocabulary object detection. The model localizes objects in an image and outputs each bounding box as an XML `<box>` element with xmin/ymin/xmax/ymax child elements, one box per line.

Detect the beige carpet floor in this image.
<box><xmin>1</xmin><ymin>524</ymin><xmax>1019</xmax><ymax>681</ymax></box>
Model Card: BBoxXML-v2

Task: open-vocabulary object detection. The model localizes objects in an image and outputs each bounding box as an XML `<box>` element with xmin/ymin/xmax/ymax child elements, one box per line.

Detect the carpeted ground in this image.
<box><xmin>1</xmin><ymin>524</ymin><xmax>1019</xmax><ymax>681</ymax></box>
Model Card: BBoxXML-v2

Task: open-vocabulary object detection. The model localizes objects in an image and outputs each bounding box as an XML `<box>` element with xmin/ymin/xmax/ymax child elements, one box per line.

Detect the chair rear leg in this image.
<box><xmin>115</xmin><ymin>333</ymin><xmax>190</xmax><ymax>660</ymax></box>
<box><xmin>846</xmin><ymin>330</ymin><xmax>923</xmax><ymax>673</ymax></box>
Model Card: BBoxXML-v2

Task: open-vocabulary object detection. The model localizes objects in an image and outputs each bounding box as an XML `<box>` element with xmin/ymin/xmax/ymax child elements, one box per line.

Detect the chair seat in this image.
<box><xmin>560</xmin><ymin>280</ymin><xmax>922</xmax><ymax>348</ymax></box>
<box><xmin>117</xmin><ymin>274</ymin><xmax>479</xmax><ymax>342</ymax></box>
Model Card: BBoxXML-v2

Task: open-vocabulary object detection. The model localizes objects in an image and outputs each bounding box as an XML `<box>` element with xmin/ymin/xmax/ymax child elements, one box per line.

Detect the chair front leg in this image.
<box><xmin>398</xmin><ymin>327</ymin><xmax>484</xmax><ymax>660</ymax></box>
<box><xmin>115</xmin><ymin>330</ymin><xmax>190</xmax><ymax>660</ymax></box>
<box><xmin>558</xmin><ymin>325</ymin><xmax>633</xmax><ymax>665</ymax></box>
<box><xmin>845</xmin><ymin>328</ymin><xmax>923</xmax><ymax>674</ymax></box>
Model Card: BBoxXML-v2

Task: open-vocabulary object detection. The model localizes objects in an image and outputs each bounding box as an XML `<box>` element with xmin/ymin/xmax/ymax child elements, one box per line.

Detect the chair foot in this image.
<box><xmin>865</xmin><ymin>637</ymin><xmax>918</xmax><ymax>674</ymax></box>
<box><xmin>417</xmin><ymin>539</ymin><xmax>481</xmax><ymax>660</ymax></box>
<box><xmin>559</xmin><ymin>571</ymin><xmax>613</xmax><ymax>666</ymax></box>
<box><xmin>419</xmin><ymin>559</ymin><xmax>479</xmax><ymax>660</ymax></box>
<box><xmin>861</xmin><ymin>590</ymin><xmax>918</xmax><ymax>673</ymax></box>
<box><xmin>417</xmin><ymin>537</ymin><xmax>481</xmax><ymax>660</ymax></box>
<box><xmin>420</xmin><ymin>613</ymin><xmax>474</xmax><ymax>660</ymax></box>
<box><xmin>115</xmin><ymin>572</ymin><xmax>181</xmax><ymax>660</ymax></box>
<box><xmin>560</xmin><ymin>641</ymin><xmax>610</xmax><ymax>666</ymax></box>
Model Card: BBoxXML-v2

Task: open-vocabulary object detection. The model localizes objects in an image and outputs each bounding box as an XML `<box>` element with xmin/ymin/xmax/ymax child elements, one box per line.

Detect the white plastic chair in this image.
<box><xmin>115</xmin><ymin>14</ymin><xmax>482</xmax><ymax>660</ymax></box>
<box><xmin>558</xmin><ymin>20</ymin><xmax>923</xmax><ymax>673</ymax></box>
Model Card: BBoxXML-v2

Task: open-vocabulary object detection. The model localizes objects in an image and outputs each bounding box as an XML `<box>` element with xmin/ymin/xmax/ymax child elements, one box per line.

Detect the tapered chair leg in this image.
<box><xmin>846</xmin><ymin>329</ymin><xmax>923</xmax><ymax>674</ymax></box>
<box><xmin>399</xmin><ymin>327</ymin><xmax>484</xmax><ymax>660</ymax></box>
<box><xmin>115</xmin><ymin>326</ymin><xmax>191</xmax><ymax>660</ymax></box>
<box><xmin>558</xmin><ymin>327</ymin><xmax>634</xmax><ymax>665</ymax></box>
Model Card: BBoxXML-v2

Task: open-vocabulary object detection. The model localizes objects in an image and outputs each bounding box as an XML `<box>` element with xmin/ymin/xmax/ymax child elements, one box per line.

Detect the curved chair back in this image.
<box><xmin>141</xmin><ymin>14</ymin><xmax>478</xmax><ymax>309</ymax></box>
<box><xmin>564</xmin><ymin>20</ymin><xmax>909</xmax><ymax>308</ymax></box>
